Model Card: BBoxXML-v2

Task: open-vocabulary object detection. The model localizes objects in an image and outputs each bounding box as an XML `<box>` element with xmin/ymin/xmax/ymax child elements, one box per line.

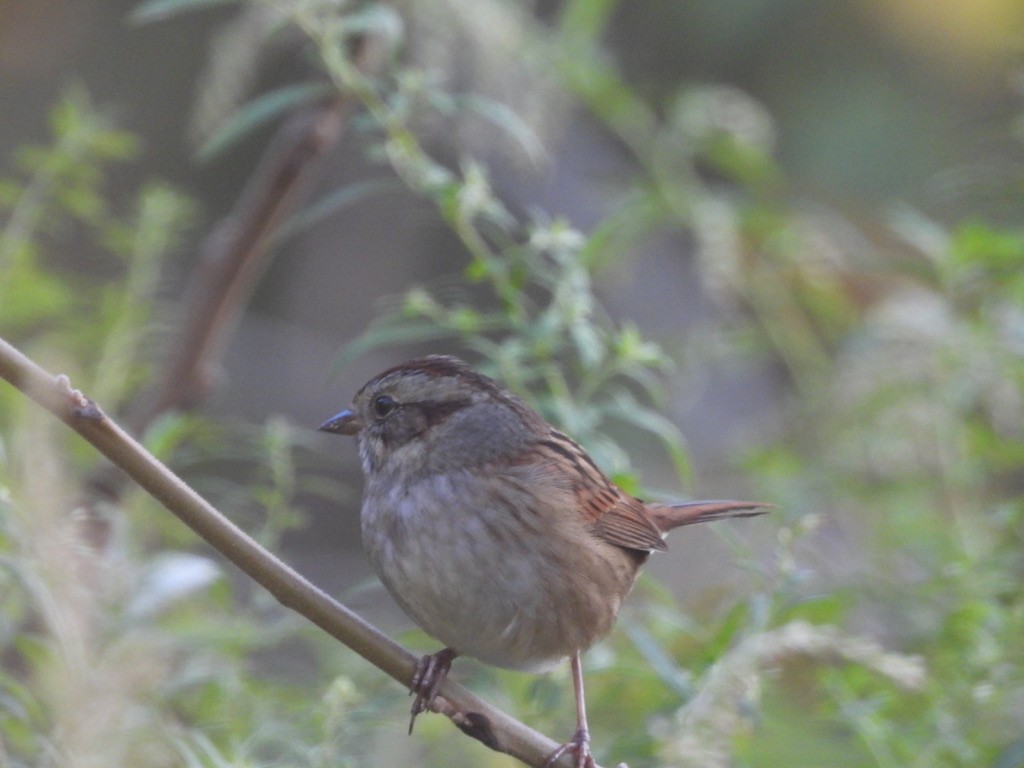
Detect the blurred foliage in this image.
<box><xmin>0</xmin><ymin>90</ymin><xmax>371</xmax><ymax>768</ymax></box>
<box><xmin>3</xmin><ymin>2</ymin><xmax>1024</xmax><ymax>768</ymax></box>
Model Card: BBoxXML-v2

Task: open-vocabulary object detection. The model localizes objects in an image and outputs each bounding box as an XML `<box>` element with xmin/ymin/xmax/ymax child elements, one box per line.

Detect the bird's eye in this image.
<box><xmin>372</xmin><ymin>395</ymin><xmax>397</xmax><ymax>419</ymax></box>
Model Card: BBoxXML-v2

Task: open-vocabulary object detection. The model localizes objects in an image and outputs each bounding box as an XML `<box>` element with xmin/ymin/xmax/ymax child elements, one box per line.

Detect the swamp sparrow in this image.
<box><xmin>319</xmin><ymin>356</ymin><xmax>767</xmax><ymax>767</ymax></box>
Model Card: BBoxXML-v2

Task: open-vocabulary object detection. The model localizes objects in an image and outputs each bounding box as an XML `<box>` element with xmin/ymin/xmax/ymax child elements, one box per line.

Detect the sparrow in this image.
<box><xmin>319</xmin><ymin>355</ymin><xmax>767</xmax><ymax>767</ymax></box>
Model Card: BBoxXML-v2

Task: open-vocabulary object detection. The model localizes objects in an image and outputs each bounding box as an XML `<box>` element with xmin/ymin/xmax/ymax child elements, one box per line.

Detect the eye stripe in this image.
<box><xmin>410</xmin><ymin>398</ymin><xmax>473</xmax><ymax>427</ymax></box>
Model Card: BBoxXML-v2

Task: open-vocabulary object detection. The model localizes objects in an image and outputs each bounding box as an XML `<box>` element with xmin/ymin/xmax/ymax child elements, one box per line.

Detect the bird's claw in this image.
<box><xmin>544</xmin><ymin>726</ymin><xmax>595</xmax><ymax>768</ymax></box>
<box><xmin>408</xmin><ymin>648</ymin><xmax>456</xmax><ymax>734</ymax></box>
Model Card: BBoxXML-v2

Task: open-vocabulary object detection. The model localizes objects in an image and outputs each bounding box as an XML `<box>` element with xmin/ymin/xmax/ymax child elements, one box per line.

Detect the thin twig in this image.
<box><xmin>141</xmin><ymin>32</ymin><xmax>386</xmax><ymax>425</ymax></box>
<box><xmin>142</xmin><ymin>101</ymin><xmax>337</xmax><ymax>419</ymax></box>
<box><xmin>85</xmin><ymin>36</ymin><xmax>383</xmax><ymax>508</ymax></box>
<box><xmin>0</xmin><ymin>336</ymin><xmax>596</xmax><ymax>768</ymax></box>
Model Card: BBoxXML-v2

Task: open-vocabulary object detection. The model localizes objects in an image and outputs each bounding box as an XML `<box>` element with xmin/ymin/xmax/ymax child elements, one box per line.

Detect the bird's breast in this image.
<box><xmin>359</xmin><ymin>468</ymin><xmax>639</xmax><ymax>670</ymax></box>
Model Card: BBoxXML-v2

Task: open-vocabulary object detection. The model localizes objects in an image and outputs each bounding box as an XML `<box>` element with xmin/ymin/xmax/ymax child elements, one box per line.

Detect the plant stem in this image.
<box><xmin>0</xmin><ymin>335</ymin><xmax>596</xmax><ymax>768</ymax></box>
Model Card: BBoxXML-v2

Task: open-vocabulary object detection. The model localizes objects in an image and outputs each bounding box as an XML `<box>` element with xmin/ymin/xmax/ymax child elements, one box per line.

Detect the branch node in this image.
<box><xmin>0</xmin><ymin>335</ymin><xmax>603</xmax><ymax>768</ymax></box>
<box><xmin>450</xmin><ymin>708</ymin><xmax>502</xmax><ymax>752</ymax></box>
<box><xmin>54</xmin><ymin>373</ymin><xmax>104</xmax><ymax>421</ymax></box>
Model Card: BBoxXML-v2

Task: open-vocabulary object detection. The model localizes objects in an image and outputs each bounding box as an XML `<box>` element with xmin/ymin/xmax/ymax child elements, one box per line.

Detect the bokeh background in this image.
<box><xmin>2</xmin><ymin>1</ymin><xmax>1023</xmax><ymax>767</ymax></box>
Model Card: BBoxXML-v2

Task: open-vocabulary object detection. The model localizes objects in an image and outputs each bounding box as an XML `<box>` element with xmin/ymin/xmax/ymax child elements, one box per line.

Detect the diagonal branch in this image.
<box><xmin>0</xmin><ymin>335</ymin><xmax>600</xmax><ymax>768</ymax></box>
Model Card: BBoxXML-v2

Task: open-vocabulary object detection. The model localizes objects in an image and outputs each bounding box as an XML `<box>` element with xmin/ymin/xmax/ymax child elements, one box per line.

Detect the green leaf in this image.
<box><xmin>559</xmin><ymin>0</ymin><xmax>619</xmax><ymax>42</ymax></box>
<box><xmin>568</xmin><ymin>320</ymin><xmax>604</xmax><ymax>368</ymax></box>
<box><xmin>271</xmin><ymin>178</ymin><xmax>402</xmax><ymax>244</ymax></box>
<box><xmin>605</xmin><ymin>387</ymin><xmax>694</xmax><ymax>488</ymax></box>
<box><xmin>331</xmin><ymin>323</ymin><xmax>457</xmax><ymax>378</ymax></box>
<box><xmin>624</xmin><ymin>624</ymin><xmax>694</xmax><ymax>699</ymax></box>
<box><xmin>338</xmin><ymin>4</ymin><xmax>404</xmax><ymax>42</ymax></box>
<box><xmin>0</xmin><ymin>262</ymin><xmax>74</xmax><ymax>330</ymax></box>
<box><xmin>196</xmin><ymin>83</ymin><xmax>335</xmax><ymax>161</ymax></box>
<box><xmin>448</xmin><ymin>94</ymin><xmax>546</xmax><ymax>164</ymax></box>
<box><xmin>129</xmin><ymin>0</ymin><xmax>240</xmax><ymax>25</ymax></box>
<box><xmin>950</xmin><ymin>221</ymin><xmax>1024</xmax><ymax>272</ymax></box>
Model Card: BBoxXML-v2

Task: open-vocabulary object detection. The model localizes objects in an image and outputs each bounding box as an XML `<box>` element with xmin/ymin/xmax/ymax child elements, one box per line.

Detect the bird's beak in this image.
<box><xmin>317</xmin><ymin>408</ymin><xmax>363</xmax><ymax>436</ymax></box>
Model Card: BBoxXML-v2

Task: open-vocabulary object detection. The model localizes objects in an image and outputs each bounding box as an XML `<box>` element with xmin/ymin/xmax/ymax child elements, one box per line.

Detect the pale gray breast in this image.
<box><xmin>359</xmin><ymin>463</ymin><xmax>638</xmax><ymax>670</ymax></box>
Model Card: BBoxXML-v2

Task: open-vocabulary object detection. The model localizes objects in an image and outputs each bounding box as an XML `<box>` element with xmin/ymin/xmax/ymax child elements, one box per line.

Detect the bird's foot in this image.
<box><xmin>408</xmin><ymin>647</ymin><xmax>457</xmax><ymax>734</ymax></box>
<box><xmin>544</xmin><ymin>726</ymin><xmax>595</xmax><ymax>768</ymax></box>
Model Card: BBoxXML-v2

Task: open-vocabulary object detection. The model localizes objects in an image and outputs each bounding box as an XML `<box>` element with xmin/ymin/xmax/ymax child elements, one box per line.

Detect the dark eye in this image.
<box><xmin>372</xmin><ymin>395</ymin><xmax>397</xmax><ymax>419</ymax></box>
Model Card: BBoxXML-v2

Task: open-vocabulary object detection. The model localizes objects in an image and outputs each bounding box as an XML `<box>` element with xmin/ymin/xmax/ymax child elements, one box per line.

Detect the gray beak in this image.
<box><xmin>317</xmin><ymin>408</ymin><xmax>363</xmax><ymax>436</ymax></box>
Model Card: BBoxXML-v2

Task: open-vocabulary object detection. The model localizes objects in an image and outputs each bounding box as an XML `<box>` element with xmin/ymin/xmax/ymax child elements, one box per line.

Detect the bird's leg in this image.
<box><xmin>408</xmin><ymin>647</ymin><xmax>457</xmax><ymax>734</ymax></box>
<box><xmin>544</xmin><ymin>652</ymin><xmax>595</xmax><ymax>768</ymax></box>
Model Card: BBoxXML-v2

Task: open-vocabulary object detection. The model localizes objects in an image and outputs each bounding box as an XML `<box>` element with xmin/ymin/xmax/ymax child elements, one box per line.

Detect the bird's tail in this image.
<box><xmin>648</xmin><ymin>499</ymin><xmax>771</xmax><ymax>533</ymax></box>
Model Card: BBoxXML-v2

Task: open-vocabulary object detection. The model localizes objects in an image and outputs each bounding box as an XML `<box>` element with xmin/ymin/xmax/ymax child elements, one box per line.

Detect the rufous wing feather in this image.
<box><xmin>527</xmin><ymin>431</ymin><xmax>770</xmax><ymax>552</ymax></box>
<box><xmin>588</xmin><ymin>494</ymin><xmax>669</xmax><ymax>552</ymax></box>
<box><xmin>528</xmin><ymin>431</ymin><xmax>669</xmax><ymax>552</ymax></box>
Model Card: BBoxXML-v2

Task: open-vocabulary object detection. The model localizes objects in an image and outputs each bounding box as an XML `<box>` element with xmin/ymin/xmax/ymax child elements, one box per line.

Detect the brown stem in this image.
<box><xmin>87</xmin><ymin>35</ymin><xmax>387</xmax><ymax>507</ymax></box>
<box><xmin>0</xmin><ymin>336</ymin><xmax>599</xmax><ymax>768</ymax></box>
<box><xmin>142</xmin><ymin>101</ymin><xmax>344</xmax><ymax>419</ymax></box>
<box><xmin>87</xmin><ymin>97</ymin><xmax>345</xmax><ymax>503</ymax></box>
<box><xmin>141</xmin><ymin>32</ymin><xmax>386</xmax><ymax>426</ymax></box>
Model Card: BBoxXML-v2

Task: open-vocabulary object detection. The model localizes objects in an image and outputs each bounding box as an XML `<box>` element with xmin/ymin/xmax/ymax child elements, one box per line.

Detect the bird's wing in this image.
<box><xmin>586</xmin><ymin>492</ymin><xmax>669</xmax><ymax>552</ymax></box>
<box><xmin>523</xmin><ymin>431</ymin><xmax>668</xmax><ymax>553</ymax></box>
